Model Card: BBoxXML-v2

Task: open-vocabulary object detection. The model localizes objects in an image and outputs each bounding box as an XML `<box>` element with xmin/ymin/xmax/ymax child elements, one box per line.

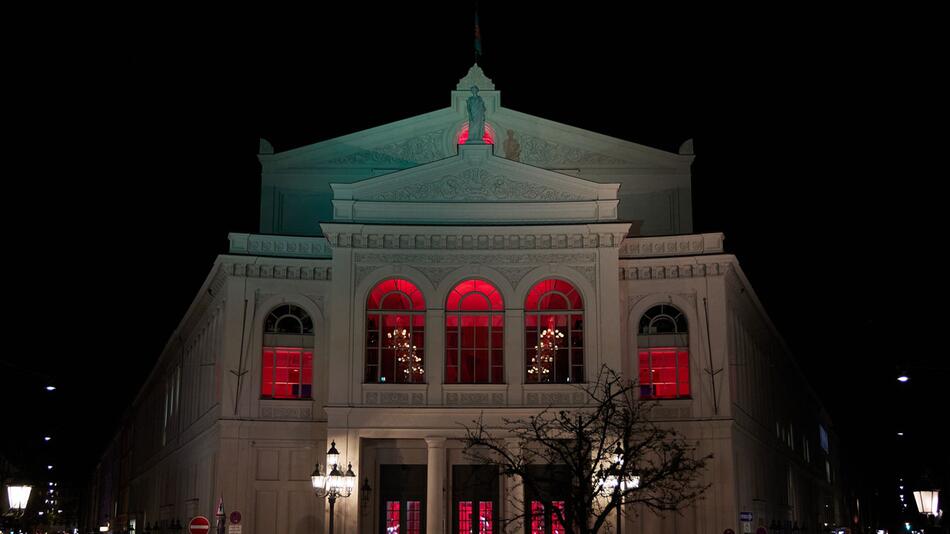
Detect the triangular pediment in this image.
<box><xmin>330</xmin><ymin>145</ymin><xmax>620</xmax><ymax>224</ymax></box>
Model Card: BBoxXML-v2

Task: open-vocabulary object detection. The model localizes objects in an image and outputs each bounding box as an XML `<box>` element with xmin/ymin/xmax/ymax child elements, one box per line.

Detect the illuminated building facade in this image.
<box><xmin>85</xmin><ymin>65</ymin><xmax>850</xmax><ymax>533</ymax></box>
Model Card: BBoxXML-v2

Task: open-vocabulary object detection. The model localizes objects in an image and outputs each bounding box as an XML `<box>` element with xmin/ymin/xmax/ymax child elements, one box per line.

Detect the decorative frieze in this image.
<box><xmin>525</xmin><ymin>391</ymin><xmax>587</xmax><ymax>406</ymax></box>
<box><xmin>363</xmin><ymin>389</ymin><xmax>427</xmax><ymax>406</ymax></box>
<box><xmin>444</xmin><ymin>392</ymin><xmax>507</xmax><ymax>406</ymax></box>
<box><xmin>324</xmin><ymin>129</ymin><xmax>449</xmax><ymax>166</ymax></box>
<box><xmin>353</xmin><ymin>251</ymin><xmax>598</xmax><ymax>287</ymax></box>
<box><xmin>228</xmin><ymin>233</ymin><xmax>332</xmax><ymax>259</ymax></box>
<box><xmin>371</xmin><ymin>167</ymin><xmax>585</xmax><ymax>202</ymax></box>
<box><xmin>619</xmin><ymin>233</ymin><xmax>724</xmax><ymax>259</ymax></box>
<box><xmin>260</xmin><ymin>403</ymin><xmax>313</xmax><ymax>420</ymax></box>
<box><xmin>517</xmin><ymin>133</ymin><xmax>629</xmax><ymax>167</ymax></box>
<box><xmin>325</xmin><ymin>228</ymin><xmax>628</xmax><ymax>251</ymax></box>
<box><xmin>619</xmin><ymin>262</ymin><xmax>732</xmax><ymax>281</ymax></box>
<box><xmin>223</xmin><ymin>262</ymin><xmax>332</xmax><ymax>281</ymax></box>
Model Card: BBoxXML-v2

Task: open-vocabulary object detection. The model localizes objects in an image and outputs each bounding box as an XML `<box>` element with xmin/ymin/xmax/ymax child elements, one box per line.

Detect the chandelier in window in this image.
<box><xmin>388</xmin><ymin>327</ymin><xmax>424</xmax><ymax>381</ymax></box>
<box><xmin>528</xmin><ymin>327</ymin><xmax>564</xmax><ymax>381</ymax></box>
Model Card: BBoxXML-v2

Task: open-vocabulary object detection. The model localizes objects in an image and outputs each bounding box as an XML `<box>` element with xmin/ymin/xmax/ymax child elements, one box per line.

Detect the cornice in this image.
<box><xmin>619</xmin><ymin>258</ymin><xmax>735</xmax><ymax>281</ymax></box>
<box><xmin>219</xmin><ymin>258</ymin><xmax>332</xmax><ymax>281</ymax></box>
<box><xmin>322</xmin><ymin>223</ymin><xmax>630</xmax><ymax>250</ymax></box>
<box><xmin>619</xmin><ymin>233</ymin><xmax>724</xmax><ymax>259</ymax></box>
<box><xmin>228</xmin><ymin>233</ymin><xmax>332</xmax><ymax>259</ymax></box>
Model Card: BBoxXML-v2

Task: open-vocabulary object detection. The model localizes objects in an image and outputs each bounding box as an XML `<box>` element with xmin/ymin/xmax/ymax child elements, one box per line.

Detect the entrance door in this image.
<box><xmin>379</xmin><ymin>465</ymin><xmax>426</xmax><ymax>534</ymax></box>
<box><xmin>452</xmin><ymin>465</ymin><xmax>499</xmax><ymax>534</ymax></box>
<box><xmin>525</xmin><ymin>465</ymin><xmax>571</xmax><ymax>534</ymax></box>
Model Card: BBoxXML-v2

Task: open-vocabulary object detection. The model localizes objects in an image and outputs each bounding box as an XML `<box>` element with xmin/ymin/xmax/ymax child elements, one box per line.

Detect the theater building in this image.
<box><xmin>84</xmin><ymin>65</ymin><xmax>849</xmax><ymax>533</ymax></box>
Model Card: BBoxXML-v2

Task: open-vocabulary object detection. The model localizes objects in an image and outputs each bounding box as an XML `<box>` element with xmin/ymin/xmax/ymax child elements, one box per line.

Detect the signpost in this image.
<box><xmin>189</xmin><ymin>516</ymin><xmax>211</xmax><ymax>534</ymax></box>
<box><xmin>739</xmin><ymin>512</ymin><xmax>754</xmax><ymax>534</ymax></box>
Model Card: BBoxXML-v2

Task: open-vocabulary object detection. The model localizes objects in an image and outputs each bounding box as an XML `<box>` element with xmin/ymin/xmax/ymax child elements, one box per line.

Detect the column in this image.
<box><xmin>504</xmin><ymin>438</ymin><xmax>524</xmax><ymax>534</ymax></box>
<box><xmin>425</xmin><ymin>437</ymin><xmax>447</xmax><ymax>534</ymax></box>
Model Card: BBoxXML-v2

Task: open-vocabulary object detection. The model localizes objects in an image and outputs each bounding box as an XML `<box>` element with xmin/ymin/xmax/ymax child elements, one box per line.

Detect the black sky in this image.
<box><xmin>3</xmin><ymin>4</ymin><xmax>945</xmax><ymax>518</ymax></box>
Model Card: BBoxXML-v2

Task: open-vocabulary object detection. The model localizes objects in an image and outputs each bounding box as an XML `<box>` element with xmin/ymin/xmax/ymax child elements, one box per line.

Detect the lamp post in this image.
<box><xmin>912</xmin><ymin>489</ymin><xmax>941</xmax><ymax>530</ymax></box>
<box><xmin>311</xmin><ymin>441</ymin><xmax>356</xmax><ymax>534</ymax></box>
<box><xmin>6</xmin><ymin>483</ymin><xmax>32</xmax><ymax>514</ymax></box>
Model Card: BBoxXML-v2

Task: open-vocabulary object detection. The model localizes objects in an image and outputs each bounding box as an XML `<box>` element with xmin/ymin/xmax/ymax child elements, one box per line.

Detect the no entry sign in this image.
<box><xmin>189</xmin><ymin>516</ymin><xmax>211</xmax><ymax>534</ymax></box>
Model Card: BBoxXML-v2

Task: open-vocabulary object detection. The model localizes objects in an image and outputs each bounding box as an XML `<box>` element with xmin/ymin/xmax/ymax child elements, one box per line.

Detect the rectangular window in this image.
<box><xmin>638</xmin><ymin>348</ymin><xmax>690</xmax><ymax>399</ymax></box>
<box><xmin>478</xmin><ymin>502</ymin><xmax>492</xmax><ymax>534</ymax></box>
<box><xmin>261</xmin><ymin>348</ymin><xmax>313</xmax><ymax>399</ymax></box>
<box><xmin>386</xmin><ymin>501</ymin><xmax>401</xmax><ymax>533</ymax></box>
<box><xmin>819</xmin><ymin>424</ymin><xmax>829</xmax><ymax>453</ymax></box>
<box><xmin>407</xmin><ymin>501</ymin><xmax>421</xmax><ymax>534</ymax></box>
<box><xmin>458</xmin><ymin>501</ymin><xmax>473</xmax><ymax>534</ymax></box>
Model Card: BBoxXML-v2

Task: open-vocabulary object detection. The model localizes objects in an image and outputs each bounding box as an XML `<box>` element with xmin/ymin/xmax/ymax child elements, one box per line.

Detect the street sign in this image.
<box><xmin>229</xmin><ymin>511</ymin><xmax>241</xmax><ymax>525</ymax></box>
<box><xmin>755</xmin><ymin>527</ymin><xmax>768</xmax><ymax>534</ymax></box>
<box><xmin>740</xmin><ymin>511</ymin><xmax>753</xmax><ymax>522</ymax></box>
<box><xmin>189</xmin><ymin>516</ymin><xmax>211</xmax><ymax>534</ymax></box>
<box><xmin>227</xmin><ymin>525</ymin><xmax>242</xmax><ymax>534</ymax></box>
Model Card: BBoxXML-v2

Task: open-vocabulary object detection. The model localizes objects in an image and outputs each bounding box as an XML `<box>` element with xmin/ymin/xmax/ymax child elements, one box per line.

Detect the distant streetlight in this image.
<box><xmin>45</xmin><ymin>385</ymin><xmax>56</xmax><ymax>391</ymax></box>
<box><xmin>311</xmin><ymin>441</ymin><xmax>356</xmax><ymax>534</ymax></box>
<box><xmin>897</xmin><ymin>375</ymin><xmax>909</xmax><ymax>383</ymax></box>
<box><xmin>44</xmin><ymin>436</ymin><xmax>51</xmax><ymax>441</ymax></box>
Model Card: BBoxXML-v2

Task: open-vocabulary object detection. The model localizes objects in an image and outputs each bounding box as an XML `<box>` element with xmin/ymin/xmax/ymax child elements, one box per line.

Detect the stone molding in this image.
<box><xmin>229</xmin><ymin>233</ymin><xmax>332</xmax><ymax>259</ymax></box>
<box><xmin>517</xmin><ymin>132</ymin><xmax>629</xmax><ymax>167</ymax></box>
<box><xmin>619</xmin><ymin>233</ymin><xmax>724</xmax><ymax>259</ymax></box>
<box><xmin>221</xmin><ymin>261</ymin><xmax>332</xmax><ymax>281</ymax></box>
<box><xmin>324</xmin><ymin>226</ymin><xmax>628</xmax><ymax>251</ymax></box>
<box><xmin>443</xmin><ymin>385</ymin><xmax>508</xmax><ymax>406</ymax></box>
<box><xmin>259</xmin><ymin>400</ymin><xmax>314</xmax><ymax>420</ymax></box>
<box><xmin>362</xmin><ymin>384</ymin><xmax>428</xmax><ymax>406</ymax></box>
<box><xmin>370</xmin><ymin>167</ymin><xmax>586</xmax><ymax>202</ymax></box>
<box><xmin>353</xmin><ymin>251</ymin><xmax>597</xmax><ymax>288</ymax></box>
<box><xmin>619</xmin><ymin>261</ymin><xmax>733</xmax><ymax>281</ymax></box>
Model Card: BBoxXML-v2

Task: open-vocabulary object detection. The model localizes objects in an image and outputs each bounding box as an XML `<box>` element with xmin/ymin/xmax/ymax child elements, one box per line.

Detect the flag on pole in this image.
<box><xmin>474</xmin><ymin>11</ymin><xmax>482</xmax><ymax>60</ymax></box>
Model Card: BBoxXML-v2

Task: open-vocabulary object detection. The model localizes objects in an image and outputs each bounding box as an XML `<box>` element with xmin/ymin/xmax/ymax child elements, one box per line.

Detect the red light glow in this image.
<box><xmin>457</xmin><ymin>122</ymin><xmax>494</xmax><ymax>145</ymax></box>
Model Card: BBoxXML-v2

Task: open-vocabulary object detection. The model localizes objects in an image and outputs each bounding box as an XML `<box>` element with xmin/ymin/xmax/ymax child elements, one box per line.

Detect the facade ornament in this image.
<box><xmin>371</xmin><ymin>167</ymin><xmax>585</xmax><ymax>202</ymax></box>
<box><xmin>456</xmin><ymin>63</ymin><xmax>496</xmax><ymax>90</ymax></box>
<box><xmin>503</xmin><ymin>129</ymin><xmax>521</xmax><ymax>161</ymax></box>
<box><xmin>325</xmin><ymin>129</ymin><xmax>448</xmax><ymax>166</ymax></box>
<box><xmin>466</xmin><ymin>86</ymin><xmax>487</xmax><ymax>144</ymax></box>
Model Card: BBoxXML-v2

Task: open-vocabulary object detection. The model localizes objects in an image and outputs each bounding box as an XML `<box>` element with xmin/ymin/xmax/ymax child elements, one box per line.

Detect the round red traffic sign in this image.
<box><xmin>230</xmin><ymin>511</ymin><xmax>242</xmax><ymax>524</ymax></box>
<box><xmin>189</xmin><ymin>516</ymin><xmax>211</xmax><ymax>534</ymax></box>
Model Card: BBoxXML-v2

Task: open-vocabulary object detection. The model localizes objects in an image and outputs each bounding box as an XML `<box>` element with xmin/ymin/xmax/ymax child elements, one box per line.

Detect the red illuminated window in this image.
<box><xmin>637</xmin><ymin>305</ymin><xmax>690</xmax><ymax>399</ymax></box>
<box><xmin>386</xmin><ymin>501</ymin><xmax>401</xmax><ymax>533</ymax></box>
<box><xmin>530</xmin><ymin>501</ymin><xmax>565</xmax><ymax>534</ymax></box>
<box><xmin>458</xmin><ymin>501</ymin><xmax>473</xmax><ymax>534</ymax></box>
<box><xmin>366</xmin><ymin>278</ymin><xmax>426</xmax><ymax>384</ymax></box>
<box><xmin>478</xmin><ymin>502</ymin><xmax>493</xmax><ymax>534</ymax></box>
<box><xmin>525</xmin><ymin>279</ymin><xmax>584</xmax><ymax>384</ymax></box>
<box><xmin>407</xmin><ymin>501</ymin><xmax>421</xmax><ymax>534</ymax></box>
<box><xmin>261</xmin><ymin>305</ymin><xmax>314</xmax><ymax>399</ymax></box>
<box><xmin>446</xmin><ymin>280</ymin><xmax>504</xmax><ymax>384</ymax></box>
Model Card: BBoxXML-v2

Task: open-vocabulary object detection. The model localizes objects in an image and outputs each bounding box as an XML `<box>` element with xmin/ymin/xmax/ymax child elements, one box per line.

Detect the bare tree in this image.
<box><xmin>462</xmin><ymin>365</ymin><xmax>712</xmax><ymax>534</ymax></box>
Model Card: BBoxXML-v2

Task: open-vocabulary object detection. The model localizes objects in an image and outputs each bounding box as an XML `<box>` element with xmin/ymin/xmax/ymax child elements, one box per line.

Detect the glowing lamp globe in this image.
<box><xmin>912</xmin><ymin>489</ymin><xmax>939</xmax><ymax>516</ymax></box>
<box><xmin>326</xmin><ymin>441</ymin><xmax>340</xmax><ymax>468</ymax></box>
<box><xmin>7</xmin><ymin>484</ymin><xmax>32</xmax><ymax>511</ymax></box>
<box><xmin>311</xmin><ymin>464</ymin><xmax>326</xmax><ymax>492</ymax></box>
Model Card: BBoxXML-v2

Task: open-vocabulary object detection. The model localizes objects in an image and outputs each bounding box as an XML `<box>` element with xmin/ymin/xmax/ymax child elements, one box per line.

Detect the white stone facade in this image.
<box><xmin>86</xmin><ymin>67</ymin><xmax>847</xmax><ymax>534</ymax></box>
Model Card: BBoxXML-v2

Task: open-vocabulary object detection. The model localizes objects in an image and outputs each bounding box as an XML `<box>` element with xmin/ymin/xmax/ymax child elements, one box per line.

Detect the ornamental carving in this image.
<box><xmin>260</xmin><ymin>406</ymin><xmax>313</xmax><ymax>420</ymax></box>
<box><xmin>620</xmin><ymin>262</ymin><xmax>732</xmax><ymax>281</ymax></box>
<box><xmin>353</xmin><ymin>252</ymin><xmax>597</xmax><ymax>286</ymax></box>
<box><xmin>325</xmin><ymin>129</ymin><xmax>448</xmax><ymax>166</ymax></box>
<box><xmin>225</xmin><ymin>262</ymin><xmax>332</xmax><ymax>281</ymax></box>
<box><xmin>370</xmin><ymin>167</ymin><xmax>585</xmax><ymax>202</ymax></box>
<box><xmin>518</xmin><ymin>134</ymin><xmax>628</xmax><ymax>167</ymax></box>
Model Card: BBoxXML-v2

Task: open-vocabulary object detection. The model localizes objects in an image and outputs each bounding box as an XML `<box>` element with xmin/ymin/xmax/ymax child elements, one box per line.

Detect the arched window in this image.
<box><xmin>445</xmin><ymin>279</ymin><xmax>504</xmax><ymax>384</ymax></box>
<box><xmin>524</xmin><ymin>279</ymin><xmax>584</xmax><ymax>383</ymax></box>
<box><xmin>261</xmin><ymin>304</ymin><xmax>314</xmax><ymax>399</ymax></box>
<box><xmin>366</xmin><ymin>278</ymin><xmax>426</xmax><ymax>384</ymax></box>
<box><xmin>637</xmin><ymin>304</ymin><xmax>689</xmax><ymax>399</ymax></box>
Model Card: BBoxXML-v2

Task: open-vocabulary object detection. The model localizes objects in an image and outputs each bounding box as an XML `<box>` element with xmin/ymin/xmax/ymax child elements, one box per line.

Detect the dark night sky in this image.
<box><xmin>2</xmin><ymin>4</ymin><xmax>945</xmax><ymax>519</ymax></box>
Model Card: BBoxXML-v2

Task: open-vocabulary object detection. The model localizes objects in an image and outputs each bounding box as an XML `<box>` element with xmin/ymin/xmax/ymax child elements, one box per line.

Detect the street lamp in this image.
<box><xmin>311</xmin><ymin>441</ymin><xmax>356</xmax><ymax>534</ymax></box>
<box><xmin>6</xmin><ymin>484</ymin><xmax>32</xmax><ymax>514</ymax></box>
<box><xmin>912</xmin><ymin>488</ymin><xmax>939</xmax><ymax>516</ymax></box>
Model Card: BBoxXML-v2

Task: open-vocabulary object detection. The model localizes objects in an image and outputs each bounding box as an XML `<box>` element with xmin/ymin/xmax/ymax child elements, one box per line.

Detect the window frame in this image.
<box><xmin>260</xmin><ymin>304</ymin><xmax>315</xmax><ymax>400</ymax></box>
<box><xmin>365</xmin><ymin>278</ymin><xmax>427</xmax><ymax>384</ymax></box>
<box><xmin>637</xmin><ymin>304</ymin><xmax>690</xmax><ymax>400</ymax></box>
<box><xmin>444</xmin><ymin>279</ymin><xmax>505</xmax><ymax>384</ymax></box>
<box><xmin>524</xmin><ymin>278</ymin><xmax>584</xmax><ymax>384</ymax></box>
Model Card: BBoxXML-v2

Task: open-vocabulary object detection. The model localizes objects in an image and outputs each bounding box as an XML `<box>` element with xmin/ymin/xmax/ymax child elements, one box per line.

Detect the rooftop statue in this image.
<box><xmin>466</xmin><ymin>86</ymin><xmax>486</xmax><ymax>144</ymax></box>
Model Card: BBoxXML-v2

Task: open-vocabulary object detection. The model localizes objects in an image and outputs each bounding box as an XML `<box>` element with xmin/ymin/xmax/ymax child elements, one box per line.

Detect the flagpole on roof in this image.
<box><xmin>474</xmin><ymin>3</ymin><xmax>482</xmax><ymax>62</ymax></box>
